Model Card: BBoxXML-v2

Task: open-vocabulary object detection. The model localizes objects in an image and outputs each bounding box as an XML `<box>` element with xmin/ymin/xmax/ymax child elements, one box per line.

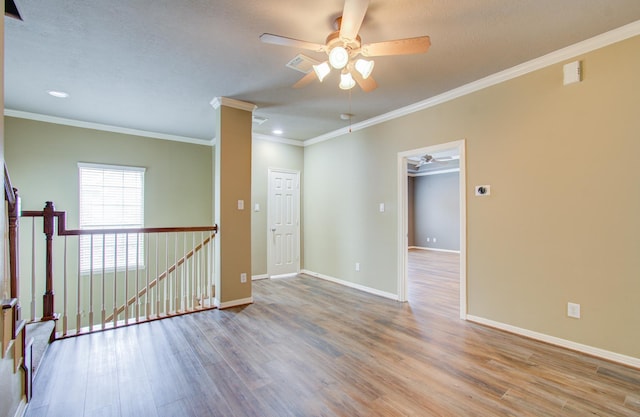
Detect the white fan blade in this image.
<box><xmin>293</xmin><ymin>71</ymin><xmax>318</xmax><ymax>89</ymax></box>
<box><xmin>362</xmin><ymin>36</ymin><xmax>431</xmax><ymax>57</ymax></box>
<box><xmin>352</xmin><ymin>71</ymin><xmax>377</xmax><ymax>92</ymax></box>
<box><xmin>340</xmin><ymin>0</ymin><xmax>369</xmax><ymax>40</ymax></box>
<box><xmin>260</xmin><ymin>33</ymin><xmax>326</xmax><ymax>53</ymax></box>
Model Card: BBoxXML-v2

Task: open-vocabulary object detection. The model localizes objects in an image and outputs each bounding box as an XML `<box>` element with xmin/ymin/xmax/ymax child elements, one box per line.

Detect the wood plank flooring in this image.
<box><xmin>25</xmin><ymin>249</ymin><xmax>640</xmax><ymax>416</ymax></box>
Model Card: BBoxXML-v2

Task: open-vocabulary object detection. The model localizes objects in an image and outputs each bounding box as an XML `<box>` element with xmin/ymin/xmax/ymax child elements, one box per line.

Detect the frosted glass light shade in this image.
<box><xmin>355</xmin><ymin>59</ymin><xmax>375</xmax><ymax>79</ymax></box>
<box><xmin>313</xmin><ymin>62</ymin><xmax>331</xmax><ymax>82</ymax></box>
<box><xmin>339</xmin><ymin>72</ymin><xmax>356</xmax><ymax>90</ymax></box>
<box><xmin>329</xmin><ymin>46</ymin><xmax>349</xmax><ymax>69</ymax></box>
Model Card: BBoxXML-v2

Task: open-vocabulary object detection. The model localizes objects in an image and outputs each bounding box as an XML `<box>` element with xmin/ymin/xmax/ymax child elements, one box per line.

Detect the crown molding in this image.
<box><xmin>4</xmin><ymin>109</ymin><xmax>212</xmax><ymax>146</ymax></box>
<box><xmin>304</xmin><ymin>19</ymin><xmax>640</xmax><ymax>147</ymax></box>
<box><xmin>253</xmin><ymin>133</ymin><xmax>304</xmax><ymax>147</ymax></box>
<box><xmin>210</xmin><ymin>96</ymin><xmax>257</xmax><ymax>112</ymax></box>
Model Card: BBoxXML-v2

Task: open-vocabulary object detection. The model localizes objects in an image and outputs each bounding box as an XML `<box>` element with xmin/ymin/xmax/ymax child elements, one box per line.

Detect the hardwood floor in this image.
<box><xmin>25</xmin><ymin>249</ymin><xmax>640</xmax><ymax>416</ymax></box>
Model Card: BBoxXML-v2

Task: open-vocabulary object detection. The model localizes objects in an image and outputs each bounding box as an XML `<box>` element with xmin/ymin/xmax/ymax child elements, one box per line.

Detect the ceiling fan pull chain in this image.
<box><xmin>348</xmin><ymin>89</ymin><xmax>353</xmax><ymax>133</ymax></box>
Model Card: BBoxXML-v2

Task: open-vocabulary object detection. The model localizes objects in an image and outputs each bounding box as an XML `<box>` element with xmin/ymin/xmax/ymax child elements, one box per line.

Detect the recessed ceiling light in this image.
<box><xmin>272</xmin><ymin>129</ymin><xmax>283</xmax><ymax>135</ymax></box>
<box><xmin>340</xmin><ymin>113</ymin><xmax>353</xmax><ymax>120</ymax></box>
<box><xmin>47</xmin><ymin>90</ymin><xmax>69</xmax><ymax>98</ymax></box>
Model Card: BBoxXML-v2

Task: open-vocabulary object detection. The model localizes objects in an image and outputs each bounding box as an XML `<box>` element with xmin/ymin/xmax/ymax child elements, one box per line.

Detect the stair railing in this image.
<box><xmin>20</xmin><ymin>201</ymin><xmax>217</xmax><ymax>337</ymax></box>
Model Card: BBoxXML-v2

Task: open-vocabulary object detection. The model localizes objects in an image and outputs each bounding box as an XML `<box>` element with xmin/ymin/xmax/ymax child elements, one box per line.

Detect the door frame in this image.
<box><xmin>267</xmin><ymin>168</ymin><xmax>301</xmax><ymax>278</ymax></box>
<box><xmin>396</xmin><ymin>139</ymin><xmax>467</xmax><ymax>319</ymax></box>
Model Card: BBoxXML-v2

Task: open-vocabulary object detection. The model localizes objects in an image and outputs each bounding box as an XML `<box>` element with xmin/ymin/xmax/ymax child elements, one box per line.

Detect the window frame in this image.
<box><xmin>78</xmin><ymin>162</ymin><xmax>146</xmax><ymax>274</ymax></box>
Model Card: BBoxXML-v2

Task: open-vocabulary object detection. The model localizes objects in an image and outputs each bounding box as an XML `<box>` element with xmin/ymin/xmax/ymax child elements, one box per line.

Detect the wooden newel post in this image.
<box><xmin>42</xmin><ymin>201</ymin><xmax>56</xmax><ymax>321</ymax></box>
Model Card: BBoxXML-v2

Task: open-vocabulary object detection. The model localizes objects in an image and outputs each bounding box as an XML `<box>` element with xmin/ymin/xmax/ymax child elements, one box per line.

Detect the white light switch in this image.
<box><xmin>237</xmin><ymin>200</ymin><xmax>244</xmax><ymax>210</ymax></box>
<box><xmin>254</xmin><ymin>203</ymin><xmax>260</xmax><ymax>212</ymax></box>
<box><xmin>563</xmin><ymin>61</ymin><xmax>582</xmax><ymax>85</ymax></box>
<box><xmin>567</xmin><ymin>302</ymin><xmax>581</xmax><ymax>319</ymax></box>
<box><xmin>379</xmin><ymin>203</ymin><xmax>385</xmax><ymax>213</ymax></box>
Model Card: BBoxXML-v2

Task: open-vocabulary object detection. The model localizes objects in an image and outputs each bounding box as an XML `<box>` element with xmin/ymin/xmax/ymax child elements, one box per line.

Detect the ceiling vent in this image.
<box><xmin>286</xmin><ymin>54</ymin><xmax>321</xmax><ymax>74</ymax></box>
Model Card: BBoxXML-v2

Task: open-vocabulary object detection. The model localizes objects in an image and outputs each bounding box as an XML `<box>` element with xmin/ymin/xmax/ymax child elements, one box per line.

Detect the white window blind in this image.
<box><xmin>78</xmin><ymin>163</ymin><xmax>145</xmax><ymax>273</ymax></box>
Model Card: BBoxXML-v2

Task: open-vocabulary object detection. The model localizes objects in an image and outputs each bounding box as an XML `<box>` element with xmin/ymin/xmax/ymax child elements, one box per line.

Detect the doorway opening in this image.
<box><xmin>397</xmin><ymin>140</ymin><xmax>467</xmax><ymax>319</ymax></box>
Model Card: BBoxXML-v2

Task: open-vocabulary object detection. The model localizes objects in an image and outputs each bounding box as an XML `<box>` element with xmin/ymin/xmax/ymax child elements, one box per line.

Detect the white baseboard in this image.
<box><xmin>466</xmin><ymin>315</ymin><xmax>640</xmax><ymax>369</ymax></box>
<box><xmin>252</xmin><ymin>274</ymin><xmax>269</xmax><ymax>281</ymax></box>
<box><xmin>270</xmin><ymin>272</ymin><xmax>298</xmax><ymax>279</ymax></box>
<box><xmin>215</xmin><ymin>297</ymin><xmax>253</xmax><ymax>309</ymax></box>
<box><xmin>409</xmin><ymin>246</ymin><xmax>461</xmax><ymax>254</ymax></box>
<box><xmin>301</xmin><ymin>269</ymin><xmax>399</xmax><ymax>301</ymax></box>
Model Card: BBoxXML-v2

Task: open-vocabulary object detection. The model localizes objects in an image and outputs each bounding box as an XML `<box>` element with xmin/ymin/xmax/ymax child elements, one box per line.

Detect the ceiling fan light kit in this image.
<box><xmin>260</xmin><ymin>0</ymin><xmax>430</xmax><ymax>93</ymax></box>
<box><xmin>329</xmin><ymin>46</ymin><xmax>350</xmax><ymax>69</ymax></box>
<box><xmin>339</xmin><ymin>71</ymin><xmax>356</xmax><ymax>90</ymax></box>
<box><xmin>354</xmin><ymin>59</ymin><xmax>374</xmax><ymax>79</ymax></box>
<box><xmin>313</xmin><ymin>61</ymin><xmax>331</xmax><ymax>82</ymax></box>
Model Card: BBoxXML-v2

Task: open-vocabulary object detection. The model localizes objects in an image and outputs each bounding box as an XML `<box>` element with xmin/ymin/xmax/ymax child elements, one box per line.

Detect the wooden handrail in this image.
<box><xmin>22</xmin><ymin>204</ymin><xmax>217</xmax><ymax>236</ymax></box>
<box><xmin>4</xmin><ymin>165</ymin><xmax>16</xmax><ymax>208</ymax></box>
<box><xmin>105</xmin><ymin>234</ymin><xmax>215</xmax><ymax>322</ymax></box>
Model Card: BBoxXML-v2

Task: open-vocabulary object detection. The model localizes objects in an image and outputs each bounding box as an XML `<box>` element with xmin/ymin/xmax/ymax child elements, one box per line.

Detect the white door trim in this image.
<box><xmin>267</xmin><ymin>168</ymin><xmax>301</xmax><ymax>278</ymax></box>
<box><xmin>397</xmin><ymin>139</ymin><xmax>467</xmax><ymax>319</ymax></box>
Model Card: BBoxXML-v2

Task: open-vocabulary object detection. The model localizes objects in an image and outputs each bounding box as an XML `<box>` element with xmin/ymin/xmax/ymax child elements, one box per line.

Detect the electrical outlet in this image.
<box><xmin>355</xmin><ymin>262</ymin><xmax>360</xmax><ymax>272</ymax></box>
<box><xmin>433</xmin><ymin>237</ymin><xmax>437</xmax><ymax>243</ymax></box>
<box><xmin>567</xmin><ymin>302</ymin><xmax>581</xmax><ymax>319</ymax></box>
<box><xmin>240</xmin><ymin>273</ymin><xmax>247</xmax><ymax>283</ymax></box>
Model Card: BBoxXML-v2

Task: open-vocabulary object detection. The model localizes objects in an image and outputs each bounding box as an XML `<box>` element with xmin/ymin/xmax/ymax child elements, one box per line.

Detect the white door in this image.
<box><xmin>267</xmin><ymin>169</ymin><xmax>300</xmax><ymax>277</ymax></box>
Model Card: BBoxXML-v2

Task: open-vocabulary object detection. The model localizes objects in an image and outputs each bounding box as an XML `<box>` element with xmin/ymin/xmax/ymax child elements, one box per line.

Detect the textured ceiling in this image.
<box><xmin>5</xmin><ymin>1</ymin><xmax>640</xmax><ymax>144</ymax></box>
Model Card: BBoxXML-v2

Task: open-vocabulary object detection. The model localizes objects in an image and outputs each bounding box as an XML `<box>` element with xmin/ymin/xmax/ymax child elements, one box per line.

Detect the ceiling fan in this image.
<box><xmin>411</xmin><ymin>154</ymin><xmax>453</xmax><ymax>169</ymax></box>
<box><xmin>260</xmin><ymin>0</ymin><xmax>431</xmax><ymax>92</ymax></box>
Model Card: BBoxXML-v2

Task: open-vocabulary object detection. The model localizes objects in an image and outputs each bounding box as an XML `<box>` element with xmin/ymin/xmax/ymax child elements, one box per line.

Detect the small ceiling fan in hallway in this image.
<box><xmin>260</xmin><ymin>0</ymin><xmax>431</xmax><ymax>92</ymax></box>
<box><xmin>409</xmin><ymin>154</ymin><xmax>454</xmax><ymax>171</ymax></box>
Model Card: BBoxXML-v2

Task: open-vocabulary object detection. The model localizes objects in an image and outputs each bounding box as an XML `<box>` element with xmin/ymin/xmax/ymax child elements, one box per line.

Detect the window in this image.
<box><xmin>78</xmin><ymin>163</ymin><xmax>145</xmax><ymax>273</ymax></box>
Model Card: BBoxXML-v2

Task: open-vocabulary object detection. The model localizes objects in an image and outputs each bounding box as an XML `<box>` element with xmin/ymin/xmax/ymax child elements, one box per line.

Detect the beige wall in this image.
<box><xmin>251</xmin><ymin>138</ymin><xmax>304</xmax><ymax>276</ymax></box>
<box><xmin>214</xmin><ymin>105</ymin><xmax>252</xmax><ymax>304</ymax></box>
<box><xmin>304</xmin><ymin>35</ymin><xmax>640</xmax><ymax>358</ymax></box>
<box><xmin>5</xmin><ymin>117</ymin><xmax>212</xmax><ymax>227</ymax></box>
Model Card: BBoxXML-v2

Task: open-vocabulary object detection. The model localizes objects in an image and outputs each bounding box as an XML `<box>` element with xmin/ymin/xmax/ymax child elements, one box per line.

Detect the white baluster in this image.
<box><xmin>174</xmin><ymin>233</ymin><xmax>179</xmax><ymax>313</ymax></box>
<box><xmin>165</xmin><ymin>233</ymin><xmax>169</xmax><ymax>314</ymax></box>
<box><xmin>113</xmin><ymin>233</ymin><xmax>118</xmax><ymax>328</ymax></box>
<box><xmin>30</xmin><ymin>218</ymin><xmax>36</xmax><ymax>321</ymax></box>
<box><xmin>182</xmin><ymin>232</ymin><xmax>187</xmax><ymax>311</ymax></box>
<box><xmin>155</xmin><ymin>233</ymin><xmax>160</xmax><ymax>317</ymax></box>
<box><xmin>191</xmin><ymin>232</ymin><xmax>196</xmax><ymax>310</ymax></box>
<box><xmin>89</xmin><ymin>234</ymin><xmax>94</xmax><ymax>332</ymax></box>
<box><xmin>101</xmin><ymin>234</ymin><xmax>106</xmax><ymax>329</ymax></box>
<box><xmin>145</xmin><ymin>233</ymin><xmax>150</xmax><ymax>319</ymax></box>
<box><xmin>135</xmin><ymin>233</ymin><xmax>140</xmax><ymax>322</ymax></box>
<box><xmin>63</xmin><ymin>236</ymin><xmax>68</xmax><ymax>336</ymax></box>
<box><xmin>124</xmin><ymin>233</ymin><xmax>129</xmax><ymax>325</ymax></box>
<box><xmin>209</xmin><ymin>232</ymin><xmax>214</xmax><ymax>307</ymax></box>
<box><xmin>76</xmin><ymin>236</ymin><xmax>81</xmax><ymax>334</ymax></box>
